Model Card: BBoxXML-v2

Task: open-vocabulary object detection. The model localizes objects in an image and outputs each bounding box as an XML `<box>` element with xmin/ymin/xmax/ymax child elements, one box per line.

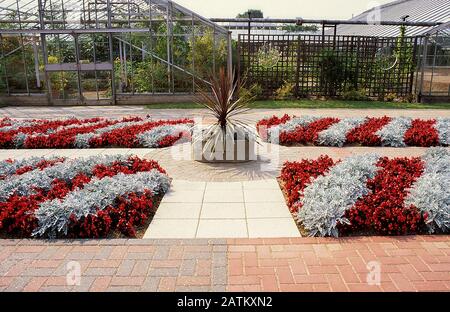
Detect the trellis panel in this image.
<box><xmin>238</xmin><ymin>34</ymin><xmax>418</xmax><ymax>99</ymax></box>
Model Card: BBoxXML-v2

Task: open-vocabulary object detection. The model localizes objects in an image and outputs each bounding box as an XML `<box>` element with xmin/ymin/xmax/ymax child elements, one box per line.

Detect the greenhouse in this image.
<box><xmin>416</xmin><ymin>21</ymin><xmax>450</xmax><ymax>102</ymax></box>
<box><xmin>0</xmin><ymin>0</ymin><xmax>232</xmax><ymax>105</ymax></box>
<box><xmin>0</xmin><ymin>0</ymin><xmax>449</xmax><ymax>105</ymax></box>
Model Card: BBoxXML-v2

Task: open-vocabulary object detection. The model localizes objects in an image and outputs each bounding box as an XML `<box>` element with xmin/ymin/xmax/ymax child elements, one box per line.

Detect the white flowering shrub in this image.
<box><xmin>376</xmin><ymin>117</ymin><xmax>412</xmax><ymax>147</ymax></box>
<box><xmin>257</xmin><ymin>45</ymin><xmax>281</xmax><ymax>69</ymax></box>
<box><xmin>298</xmin><ymin>154</ymin><xmax>380</xmax><ymax>237</ymax></box>
<box><xmin>317</xmin><ymin>117</ymin><xmax>367</xmax><ymax>147</ymax></box>
<box><xmin>405</xmin><ymin>148</ymin><xmax>450</xmax><ymax>233</ymax></box>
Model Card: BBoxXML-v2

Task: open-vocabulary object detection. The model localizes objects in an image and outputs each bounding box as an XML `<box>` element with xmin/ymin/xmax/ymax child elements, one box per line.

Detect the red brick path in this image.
<box><xmin>0</xmin><ymin>236</ymin><xmax>449</xmax><ymax>292</ymax></box>
<box><xmin>227</xmin><ymin>236</ymin><xmax>450</xmax><ymax>292</ymax></box>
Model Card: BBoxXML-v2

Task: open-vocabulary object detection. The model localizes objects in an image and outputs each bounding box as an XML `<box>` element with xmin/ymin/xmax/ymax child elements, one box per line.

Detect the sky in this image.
<box><xmin>175</xmin><ymin>0</ymin><xmax>395</xmax><ymax>20</ymax></box>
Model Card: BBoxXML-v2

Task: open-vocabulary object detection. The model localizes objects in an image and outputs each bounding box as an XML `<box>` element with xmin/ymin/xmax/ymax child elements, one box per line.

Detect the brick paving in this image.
<box><xmin>0</xmin><ymin>239</ymin><xmax>228</xmax><ymax>292</ymax></box>
<box><xmin>226</xmin><ymin>236</ymin><xmax>450</xmax><ymax>292</ymax></box>
<box><xmin>0</xmin><ymin>236</ymin><xmax>449</xmax><ymax>292</ymax></box>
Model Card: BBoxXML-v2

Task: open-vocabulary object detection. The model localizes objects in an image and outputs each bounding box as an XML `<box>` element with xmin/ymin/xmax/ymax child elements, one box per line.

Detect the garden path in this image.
<box><xmin>1</xmin><ymin>105</ymin><xmax>450</xmax><ymax>122</ymax></box>
<box><xmin>144</xmin><ymin>180</ymin><xmax>299</xmax><ymax>239</ymax></box>
<box><xmin>0</xmin><ymin>144</ymin><xmax>440</xmax><ymax>181</ymax></box>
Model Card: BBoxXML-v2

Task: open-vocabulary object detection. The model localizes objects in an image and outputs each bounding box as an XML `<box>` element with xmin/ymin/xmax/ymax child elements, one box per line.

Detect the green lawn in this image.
<box><xmin>146</xmin><ymin>99</ymin><xmax>450</xmax><ymax>110</ymax></box>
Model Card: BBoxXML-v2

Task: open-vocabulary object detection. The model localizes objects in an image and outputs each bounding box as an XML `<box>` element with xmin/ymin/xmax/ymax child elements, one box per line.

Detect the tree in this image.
<box><xmin>154</xmin><ymin>23</ymin><xmax>190</xmax><ymax>66</ymax></box>
<box><xmin>237</xmin><ymin>9</ymin><xmax>264</xmax><ymax>18</ymax></box>
<box><xmin>281</xmin><ymin>24</ymin><xmax>319</xmax><ymax>33</ymax></box>
<box><xmin>187</xmin><ymin>30</ymin><xmax>227</xmax><ymax>79</ymax></box>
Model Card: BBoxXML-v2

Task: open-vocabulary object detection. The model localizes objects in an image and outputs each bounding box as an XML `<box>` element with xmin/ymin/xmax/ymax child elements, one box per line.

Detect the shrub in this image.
<box><xmin>316</xmin><ymin>49</ymin><xmax>356</xmax><ymax>96</ymax></box>
<box><xmin>341</xmin><ymin>88</ymin><xmax>369</xmax><ymax>101</ymax></box>
<box><xmin>239</xmin><ymin>83</ymin><xmax>263</xmax><ymax>102</ymax></box>
<box><xmin>384</xmin><ymin>92</ymin><xmax>397</xmax><ymax>102</ymax></box>
<box><xmin>274</xmin><ymin>81</ymin><xmax>295</xmax><ymax>100</ymax></box>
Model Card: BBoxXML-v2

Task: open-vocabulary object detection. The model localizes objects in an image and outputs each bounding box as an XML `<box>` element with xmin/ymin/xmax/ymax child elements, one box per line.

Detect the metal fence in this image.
<box><xmin>238</xmin><ymin>33</ymin><xmax>419</xmax><ymax>99</ymax></box>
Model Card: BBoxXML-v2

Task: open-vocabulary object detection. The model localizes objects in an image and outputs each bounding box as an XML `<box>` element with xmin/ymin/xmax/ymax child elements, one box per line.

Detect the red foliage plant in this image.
<box><xmin>256</xmin><ymin>114</ymin><xmax>291</xmax><ymax>140</ymax></box>
<box><xmin>0</xmin><ymin>118</ymin><xmax>103</xmax><ymax>148</ymax></box>
<box><xmin>88</xmin><ymin>119</ymin><xmax>193</xmax><ymax>148</ymax></box>
<box><xmin>404</xmin><ymin>119</ymin><xmax>440</xmax><ymax>147</ymax></box>
<box><xmin>342</xmin><ymin>157</ymin><xmax>426</xmax><ymax>236</ymax></box>
<box><xmin>23</xmin><ymin>119</ymin><xmax>122</xmax><ymax>148</ymax></box>
<box><xmin>280</xmin><ymin>156</ymin><xmax>335</xmax><ymax>213</ymax></box>
<box><xmin>279</xmin><ymin>118</ymin><xmax>340</xmax><ymax>145</ymax></box>
<box><xmin>346</xmin><ymin>117</ymin><xmax>392</xmax><ymax>146</ymax></box>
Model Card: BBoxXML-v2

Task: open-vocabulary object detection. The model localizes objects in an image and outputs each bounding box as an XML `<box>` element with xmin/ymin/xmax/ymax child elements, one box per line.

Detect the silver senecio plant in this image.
<box><xmin>0</xmin><ymin>156</ymin><xmax>64</xmax><ymax>178</ymax></box>
<box><xmin>33</xmin><ymin>170</ymin><xmax>171</xmax><ymax>238</ymax></box>
<box><xmin>317</xmin><ymin>117</ymin><xmax>367</xmax><ymax>147</ymax></box>
<box><xmin>0</xmin><ymin>154</ymin><xmax>130</xmax><ymax>201</ymax></box>
<box><xmin>376</xmin><ymin>117</ymin><xmax>412</xmax><ymax>147</ymax></box>
<box><xmin>435</xmin><ymin>118</ymin><xmax>450</xmax><ymax>146</ymax></box>
<box><xmin>136</xmin><ymin>124</ymin><xmax>193</xmax><ymax>148</ymax></box>
<box><xmin>405</xmin><ymin>148</ymin><xmax>450</xmax><ymax>233</ymax></box>
<box><xmin>298</xmin><ymin>154</ymin><xmax>380</xmax><ymax>237</ymax></box>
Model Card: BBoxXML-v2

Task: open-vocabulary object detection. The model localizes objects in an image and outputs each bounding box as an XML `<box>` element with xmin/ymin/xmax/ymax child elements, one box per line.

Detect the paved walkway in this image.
<box><xmin>0</xmin><ymin>236</ymin><xmax>448</xmax><ymax>292</ymax></box>
<box><xmin>144</xmin><ymin>180</ymin><xmax>299</xmax><ymax>239</ymax></box>
<box><xmin>1</xmin><ymin>106</ymin><xmax>450</xmax><ymax>121</ymax></box>
<box><xmin>0</xmin><ymin>145</ymin><xmax>444</xmax><ymax>182</ymax></box>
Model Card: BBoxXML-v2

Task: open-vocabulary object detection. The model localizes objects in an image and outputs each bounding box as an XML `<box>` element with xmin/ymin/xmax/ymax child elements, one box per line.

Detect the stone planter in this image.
<box><xmin>192</xmin><ymin>129</ymin><xmax>257</xmax><ymax>163</ymax></box>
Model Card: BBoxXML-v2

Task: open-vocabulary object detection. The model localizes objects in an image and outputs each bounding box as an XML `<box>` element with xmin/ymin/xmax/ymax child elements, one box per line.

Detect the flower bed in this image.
<box><xmin>0</xmin><ymin>117</ymin><xmax>193</xmax><ymax>149</ymax></box>
<box><xmin>0</xmin><ymin>155</ymin><xmax>170</xmax><ymax>238</ymax></box>
<box><xmin>257</xmin><ymin>115</ymin><xmax>450</xmax><ymax>147</ymax></box>
<box><xmin>279</xmin><ymin>148</ymin><xmax>450</xmax><ymax>237</ymax></box>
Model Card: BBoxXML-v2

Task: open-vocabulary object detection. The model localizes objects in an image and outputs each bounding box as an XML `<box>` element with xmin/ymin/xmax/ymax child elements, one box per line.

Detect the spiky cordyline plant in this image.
<box><xmin>195</xmin><ymin>68</ymin><xmax>258</xmax><ymax>153</ymax></box>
